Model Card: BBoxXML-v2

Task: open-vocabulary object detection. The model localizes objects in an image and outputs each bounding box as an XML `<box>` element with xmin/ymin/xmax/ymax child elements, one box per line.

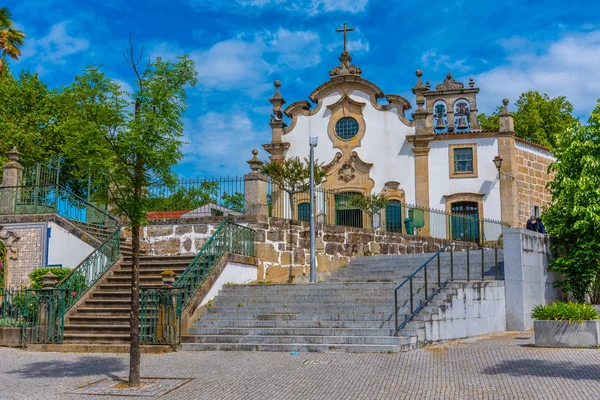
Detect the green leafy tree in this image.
<box><xmin>542</xmin><ymin>101</ymin><xmax>600</xmax><ymax>303</ymax></box>
<box><xmin>260</xmin><ymin>157</ymin><xmax>326</xmax><ymax>218</ymax></box>
<box><xmin>476</xmin><ymin>91</ymin><xmax>577</xmax><ymax>151</ymax></box>
<box><xmin>0</xmin><ymin>8</ymin><xmax>25</xmax><ymax>76</ymax></box>
<box><xmin>222</xmin><ymin>192</ymin><xmax>244</xmax><ymax>212</ymax></box>
<box><xmin>348</xmin><ymin>193</ymin><xmax>389</xmax><ymax>230</ymax></box>
<box><xmin>147</xmin><ymin>182</ymin><xmax>219</xmax><ymax>211</ymax></box>
<box><xmin>64</xmin><ymin>43</ymin><xmax>197</xmax><ymax>387</ymax></box>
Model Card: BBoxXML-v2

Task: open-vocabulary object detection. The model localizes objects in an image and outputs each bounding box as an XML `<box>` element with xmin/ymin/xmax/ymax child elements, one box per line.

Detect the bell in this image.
<box><xmin>435</xmin><ymin>116</ymin><xmax>446</xmax><ymax>130</ymax></box>
<box><xmin>457</xmin><ymin>116</ymin><xmax>468</xmax><ymax>130</ymax></box>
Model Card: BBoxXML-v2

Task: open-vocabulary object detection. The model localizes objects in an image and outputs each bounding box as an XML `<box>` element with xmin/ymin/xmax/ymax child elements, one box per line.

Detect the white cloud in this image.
<box><xmin>259</xmin><ymin>29</ymin><xmax>322</xmax><ymax>69</ymax></box>
<box><xmin>20</xmin><ymin>21</ymin><xmax>89</xmax><ymax>65</ymax></box>
<box><xmin>473</xmin><ymin>30</ymin><xmax>600</xmax><ymax>116</ymax></box>
<box><xmin>421</xmin><ymin>50</ymin><xmax>471</xmax><ymax>73</ymax></box>
<box><xmin>347</xmin><ymin>39</ymin><xmax>370</xmax><ymax>53</ymax></box>
<box><xmin>189</xmin><ymin>0</ymin><xmax>368</xmax><ymax>15</ymax></box>
<box><xmin>181</xmin><ymin>111</ymin><xmax>269</xmax><ymax>175</ymax></box>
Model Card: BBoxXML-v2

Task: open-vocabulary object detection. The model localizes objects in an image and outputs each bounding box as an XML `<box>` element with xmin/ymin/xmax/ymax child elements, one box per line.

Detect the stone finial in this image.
<box><xmin>160</xmin><ymin>269</ymin><xmax>177</xmax><ymax>287</ymax></box>
<box><xmin>499</xmin><ymin>98</ymin><xmax>514</xmax><ymax>132</ymax></box>
<box><xmin>412</xmin><ymin>69</ymin><xmax>428</xmax><ymax>111</ymax></box>
<box><xmin>269</xmin><ymin>80</ymin><xmax>286</xmax><ymax>122</ymax></box>
<box><xmin>42</xmin><ymin>271</ymin><xmax>58</xmax><ymax>288</ymax></box>
<box><xmin>469</xmin><ymin>78</ymin><xmax>475</xmax><ymax>88</ymax></box>
<box><xmin>328</xmin><ymin>51</ymin><xmax>362</xmax><ymax>77</ymax></box>
<box><xmin>435</xmin><ymin>72</ymin><xmax>464</xmax><ymax>91</ymax></box>
<box><xmin>7</xmin><ymin>147</ymin><xmax>20</xmax><ymax>162</ymax></box>
<box><xmin>247</xmin><ymin>149</ymin><xmax>263</xmax><ymax>172</ymax></box>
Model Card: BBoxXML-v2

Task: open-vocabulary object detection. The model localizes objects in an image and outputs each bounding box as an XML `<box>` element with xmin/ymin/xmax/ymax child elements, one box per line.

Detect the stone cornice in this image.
<box><xmin>406</xmin><ymin>134</ymin><xmax>435</xmax><ymax>147</ymax></box>
<box><xmin>309</xmin><ymin>75</ymin><xmax>384</xmax><ymax>104</ymax></box>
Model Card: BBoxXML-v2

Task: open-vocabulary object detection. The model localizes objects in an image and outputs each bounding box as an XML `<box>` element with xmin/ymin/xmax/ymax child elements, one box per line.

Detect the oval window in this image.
<box><xmin>335</xmin><ymin>117</ymin><xmax>359</xmax><ymax>140</ymax></box>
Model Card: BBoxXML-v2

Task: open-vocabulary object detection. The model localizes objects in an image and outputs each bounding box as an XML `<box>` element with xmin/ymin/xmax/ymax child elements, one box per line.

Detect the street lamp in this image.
<box><xmin>493</xmin><ymin>156</ymin><xmax>503</xmax><ymax>172</ymax></box>
<box><xmin>309</xmin><ymin>136</ymin><xmax>318</xmax><ymax>284</ymax></box>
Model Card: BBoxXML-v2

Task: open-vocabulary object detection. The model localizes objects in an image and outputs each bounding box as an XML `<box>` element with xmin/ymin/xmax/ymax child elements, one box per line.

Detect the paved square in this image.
<box><xmin>0</xmin><ymin>332</ymin><xmax>599</xmax><ymax>399</ymax></box>
<box><xmin>67</xmin><ymin>377</ymin><xmax>193</xmax><ymax>397</ymax></box>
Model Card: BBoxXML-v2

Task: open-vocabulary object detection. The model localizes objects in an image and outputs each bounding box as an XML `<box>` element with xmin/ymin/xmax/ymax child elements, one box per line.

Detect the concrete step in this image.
<box><xmin>198</xmin><ymin>313</ymin><xmax>396</xmax><ymax>322</ymax></box>
<box><xmin>180</xmin><ymin>342</ymin><xmax>416</xmax><ymax>353</ymax></box>
<box><xmin>73</xmin><ymin>307</ymin><xmax>131</xmax><ymax>315</ymax></box>
<box><xmin>68</xmin><ymin>315</ymin><xmax>131</xmax><ymax>325</ymax></box>
<box><xmin>62</xmin><ymin>333</ymin><xmax>131</xmax><ymax>343</ymax></box>
<box><xmin>64</xmin><ymin>324</ymin><xmax>131</xmax><ymax>333</ymax></box>
<box><xmin>182</xmin><ymin>334</ymin><xmax>408</xmax><ymax>345</ymax></box>
<box><xmin>186</xmin><ymin>327</ymin><xmax>397</xmax><ymax>337</ymax></box>
<box><xmin>191</xmin><ymin>320</ymin><xmax>397</xmax><ymax>329</ymax></box>
<box><xmin>206</xmin><ymin>306</ymin><xmax>399</xmax><ymax>314</ymax></box>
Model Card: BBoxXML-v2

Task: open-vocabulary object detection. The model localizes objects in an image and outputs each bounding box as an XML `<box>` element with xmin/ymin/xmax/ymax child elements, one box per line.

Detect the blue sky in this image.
<box><xmin>8</xmin><ymin>0</ymin><xmax>600</xmax><ymax>178</ymax></box>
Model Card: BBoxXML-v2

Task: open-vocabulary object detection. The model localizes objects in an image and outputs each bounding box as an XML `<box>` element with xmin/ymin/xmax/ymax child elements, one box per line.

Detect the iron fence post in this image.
<box><xmin>450</xmin><ymin>245</ymin><xmax>454</xmax><ymax>281</ymax></box>
<box><xmin>424</xmin><ymin>264</ymin><xmax>428</xmax><ymax>299</ymax></box>
<box><xmin>481</xmin><ymin>246</ymin><xmax>485</xmax><ymax>281</ymax></box>
<box><xmin>437</xmin><ymin>253</ymin><xmax>441</xmax><ymax>286</ymax></box>
<box><xmin>467</xmin><ymin>247</ymin><xmax>470</xmax><ymax>281</ymax></box>
<box><xmin>495</xmin><ymin>245</ymin><xmax>499</xmax><ymax>280</ymax></box>
<box><xmin>394</xmin><ymin>290</ymin><xmax>398</xmax><ymax>336</ymax></box>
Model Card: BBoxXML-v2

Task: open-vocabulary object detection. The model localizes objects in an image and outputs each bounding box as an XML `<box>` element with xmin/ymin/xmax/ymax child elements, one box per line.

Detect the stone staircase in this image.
<box><xmin>182</xmin><ymin>248</ymin><xmax>503</xmax><ymax>353</ymax></box>
<box><xmin>62</xmin><ymin>238</ymin><xmax>195</xmax><ymax>344</ymax></box>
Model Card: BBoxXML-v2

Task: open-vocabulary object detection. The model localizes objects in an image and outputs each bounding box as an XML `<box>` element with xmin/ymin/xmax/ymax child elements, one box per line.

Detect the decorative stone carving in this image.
<box><xmin>329</xmin><ymin>52</ymin><xmax>363</xmax><ymax>77</ymax></box>
<box><xmin>322</xmin><ymin>152</ymin><xmax>374</xmax><ymax>194</ymax></box>
<box><xmin>0</xmin><ymin>227</ymin><xmax>20</xmax><ymax>260</ymax></box>
<box><xmin>436</xmin><ymin>72</ymin><xmax>464</xmax><ymax>91</ymax></box>
<box><xmin>338</xmin><ymin>160</ymin><xmax>356</xmax><ymax>183</ymax></box>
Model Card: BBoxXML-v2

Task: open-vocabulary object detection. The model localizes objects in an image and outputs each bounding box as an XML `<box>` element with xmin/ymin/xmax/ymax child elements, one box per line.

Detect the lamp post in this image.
<box><xmin>493</xmin><ymin>156</ymin><xmax>503</xmax><ymax>172</ymax></box>
<box><xmin>309</xmin><ymin>136</ymin><xmax>318</xmax><ymax>284</ymax></box>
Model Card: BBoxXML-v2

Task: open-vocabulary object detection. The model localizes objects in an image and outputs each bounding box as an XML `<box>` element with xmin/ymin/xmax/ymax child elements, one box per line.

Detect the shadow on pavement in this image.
<box><xmin>8</xmin><ymin>356</ymin><xmax>125</xmax><ymax>379</ymax></box>
<box><xmin>483</xmin><ymin>359</ymin><xmax>600</xmax><ymax>381</ymax></box>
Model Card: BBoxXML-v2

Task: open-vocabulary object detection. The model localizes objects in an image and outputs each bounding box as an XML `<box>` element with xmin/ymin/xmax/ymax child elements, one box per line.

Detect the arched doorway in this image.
<box><xmin>451</xmin><ymin>201</ymin><xmax>480</xmax><ymax>242</ymax></box>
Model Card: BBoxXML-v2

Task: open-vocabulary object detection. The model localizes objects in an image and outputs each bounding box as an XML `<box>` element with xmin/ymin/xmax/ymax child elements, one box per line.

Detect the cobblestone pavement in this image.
<box><xmin>1</xmin><ymin>332</ymin><xmax>599</xmax><ymax>399</ymax></box>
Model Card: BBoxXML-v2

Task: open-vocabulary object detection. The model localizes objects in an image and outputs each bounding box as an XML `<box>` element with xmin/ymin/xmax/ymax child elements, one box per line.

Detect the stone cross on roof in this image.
<box><xmin>336</xmin><ymin>22</ymin><xmax>355</xmax><ymax>53</ymax></box>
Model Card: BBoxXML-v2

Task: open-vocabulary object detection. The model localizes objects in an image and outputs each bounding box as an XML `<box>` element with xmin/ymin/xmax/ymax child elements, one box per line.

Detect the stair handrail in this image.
<box><xmin>172</xmin><ymin>220</ymin><xmax>255</xmax><ymax>314</ymax></box>
<box><xmin>393</xmin><ymin>244</ymin><xmax>451</xmax><ymax>336</ymax></box>
<box><xmin>0</xmin><ymin>184</ymin><xmax>121</xmax><ymax>342</ymax></box>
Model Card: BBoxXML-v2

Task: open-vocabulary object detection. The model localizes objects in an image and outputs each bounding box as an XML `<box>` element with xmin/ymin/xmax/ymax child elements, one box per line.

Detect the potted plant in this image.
<box><xmin>532</xmin><ymin>302</ymin><xmax>600</xmax><ymax>348</ymax></box>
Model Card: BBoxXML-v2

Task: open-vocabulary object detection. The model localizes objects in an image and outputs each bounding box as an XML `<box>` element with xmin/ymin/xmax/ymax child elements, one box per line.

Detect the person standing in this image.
<box><xmin>526</xmin><ymin>215</ymin><xmax>539</xmax><ymax>232</ymax></box>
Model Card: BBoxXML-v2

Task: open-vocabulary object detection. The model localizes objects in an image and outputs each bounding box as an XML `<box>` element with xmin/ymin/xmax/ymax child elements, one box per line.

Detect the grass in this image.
<box><xmin>531</xmin><ymin>302</ymin><xmax>599</xmax><ymax>323</ymax></box>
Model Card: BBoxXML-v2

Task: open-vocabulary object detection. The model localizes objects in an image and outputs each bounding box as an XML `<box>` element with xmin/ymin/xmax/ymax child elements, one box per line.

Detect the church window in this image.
<box><xmin>385</xmin><ymin>200</ymin><xmax>402</xmax><ymax>233</ymax></box>
<box><xmin>454</xmin><ymin>148</ymin><xmax>473</xmax><ymax>173</ymax></box>
<box><xmin>335</xmin><ymin>117</ymin><xmax>359</xmax><ymax>140</ymax></box>
<box><xmin>449</xmin><ymin>144</ymin><xmax>478</xmax><ymax>178</ymax></box>
<box><xmin>450</xmin><ymin>202</ymin><xmax>480</xmax><ymax>243</ymax></box>
<box><xmin>297</xmin><ymin>203</ymin><xmax>310</xmax><ymax>222</ymax></box>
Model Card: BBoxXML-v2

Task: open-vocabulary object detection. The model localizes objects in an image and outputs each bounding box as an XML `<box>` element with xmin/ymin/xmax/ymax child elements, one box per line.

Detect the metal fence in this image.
<box><xmin>268</xmin><ymin>183</ymin><xmax>506</xmax><ymax>244</ymax></box>
<box><xmin>147</xmin><ymin>177</ymin><xmax>245</xmax><ymax>215</ymax></box>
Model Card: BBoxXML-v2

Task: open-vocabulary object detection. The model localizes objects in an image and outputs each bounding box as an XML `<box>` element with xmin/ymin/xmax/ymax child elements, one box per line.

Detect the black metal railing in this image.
<box><xmin>393</xmin><ymin>245</ymin><xmax>502</xmax><ymax>336</ymax></box>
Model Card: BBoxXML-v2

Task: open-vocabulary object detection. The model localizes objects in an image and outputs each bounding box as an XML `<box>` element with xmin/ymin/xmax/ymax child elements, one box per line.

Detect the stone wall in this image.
<box><xmin>252</xmin><ymin>217</ymin><xmax>477</xmax><ymax>283</ymax></box>
<box><xmin>124</xmin><ymin>216</ymin><xmax>477</xmax><ymax>283</ymax></box>
<box><xmin>122</xmin><ymin>221</ymin><xmax>223</xmax><ymax>256</ymax></box>
<box><xmin>504</xmin><ymin>228</ymin><xmax>562</xmax><ymax>331</ymax></box>
<box><xmin>514</xmin><ymin>141</ymin><xmax>554</xmax><ymax>226</ymax></box>
<box><xmin>422</xmin><ymin>281</ymin><xmax>506</xmax><ymax>342</ymax></box>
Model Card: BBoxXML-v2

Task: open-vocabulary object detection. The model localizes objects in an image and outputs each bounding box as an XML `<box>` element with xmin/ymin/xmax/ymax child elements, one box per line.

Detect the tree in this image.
<box><xmin>0</xmin><ymin>8</ymin><xmax>25</xmax><ymax>76</ymax></box>
<box><xmin>348</xmin><ymin>193</ymin><xmax>389</xmax><ymax>230</ymax></box>
<box><xmin>64</xmin><ymin>44</ymin><xmax>197</xmax><ymax>386</ymax></box>
<box><xmin>476</xmin><ymin>91</ymin><xmax>577</xmax><ymax>151</ymax></box>
<box><xmin>260</xmin><ymin>157</ymin><xmax>326</xmax><ymax>219</ymax></box>
<box><xmin>542</xmin><ymin>101</ymin><xmax>600</xmax><ymax>303</ymax></box>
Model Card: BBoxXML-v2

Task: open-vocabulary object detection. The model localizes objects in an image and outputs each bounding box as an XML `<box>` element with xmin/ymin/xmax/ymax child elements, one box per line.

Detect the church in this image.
<box><xmin>262</xmin><ymin>24</ymin><xmax>555</xmax><ymax>243</ymax></box>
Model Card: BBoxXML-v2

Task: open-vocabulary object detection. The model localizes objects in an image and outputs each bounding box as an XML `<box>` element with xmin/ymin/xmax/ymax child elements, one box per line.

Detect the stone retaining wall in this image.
<box><xmin>124</xmin><ymin>216</ymin><xmax>479</xmax><ymax>283</ymax></box>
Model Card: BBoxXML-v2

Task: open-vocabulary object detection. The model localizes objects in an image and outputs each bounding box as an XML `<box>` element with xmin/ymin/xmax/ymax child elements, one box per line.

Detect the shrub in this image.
<box><xmin>531</xmin><ymin>302</ymin><xmax>599</xmax><ymax>323</ymax></box>
<box><xmin>28</xmin><ymin>267</ymin><xmax>72</xmax><ymax>289</ymax></box>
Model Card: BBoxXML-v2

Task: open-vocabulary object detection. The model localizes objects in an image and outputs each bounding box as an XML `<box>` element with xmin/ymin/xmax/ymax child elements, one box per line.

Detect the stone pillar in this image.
<box><xmin>497</xmin><ymin>99</ymin><xmax>519</xmax><ymax>228</ymax></box>
<box><xmin>263</xmin><ymin>81</ymin><xmax>291</xmax><ymax>161</ymax></box>
<box><xmin>504</xmin><ymin>228</ymin><xmax>562</xmax><ymax>331</ymax></box>
<box><xmin>412</xmin><ymin>145</ymin><xmax>431</xmax><ymax>236</ymax></box>
<box><xmin>2</xmin><ymin>147</ymin><xmax>23</xmax><ymax>188</ymax></box>
<box><xmin>0</xmin><ymin>148</ymin><xmax>23</xmax><ymax>215</ymax></box>
<box><xmin>244</xmin><ymin>149</ymin><xmax>268</xmax><ymax>217</ymax></box>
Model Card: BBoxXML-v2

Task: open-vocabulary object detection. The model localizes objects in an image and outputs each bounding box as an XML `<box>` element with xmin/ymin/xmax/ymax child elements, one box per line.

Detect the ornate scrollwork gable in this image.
<box><xmin>322</xmin><ymin>152</ymin><xmax>374</xmax><ymax>194</ymax></box>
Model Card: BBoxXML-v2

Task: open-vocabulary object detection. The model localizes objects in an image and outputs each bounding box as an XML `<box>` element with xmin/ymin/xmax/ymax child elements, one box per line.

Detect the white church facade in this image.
<box><xmin>263</xmin><ymin>25</ymin><xmax>555</xmax><ymax>242</ymax></box>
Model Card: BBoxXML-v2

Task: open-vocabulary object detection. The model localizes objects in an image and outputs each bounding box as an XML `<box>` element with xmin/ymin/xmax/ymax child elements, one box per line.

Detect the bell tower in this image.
<box><xmin>424</xmin><ymin>72</ymin><xmax>481</xmax><ymax>134</ymax></box>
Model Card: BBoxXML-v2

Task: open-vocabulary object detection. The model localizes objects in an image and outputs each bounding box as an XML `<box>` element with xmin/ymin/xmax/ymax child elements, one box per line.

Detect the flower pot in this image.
<box><xmin>534</xmin><ymin>320</ymin><xmax>600</xmax><ymax>348</ymax></box>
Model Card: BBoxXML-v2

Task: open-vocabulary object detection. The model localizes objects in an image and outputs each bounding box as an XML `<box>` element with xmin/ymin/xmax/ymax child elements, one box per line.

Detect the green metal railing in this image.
<box><xmin>140</xmin><ymin>288</ymin><xmax>182</xmax><ymax>345</ymax></box>
<box><xmin>267</xmin><ymin>183</ymin><xmax>506</xmax><ymax>244</ymax></box>
<box><xmin>0</xmin><ymin>184</ymin><xmax>119</xmax><ymax>344</ymax></box>
<box><xmin>140</xmin><ymin>220</ymin><xmax>255</xmax><ymax>345</ymax></box>
<box><xmin>0</xmin><ymin>287</ymin><xmax>65</xmax><ymax>344</ymax></box>
<box><xmin>393</xmin><ymin>245</ymin><xmax>502</xmax><ymax>336</ymax></box>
